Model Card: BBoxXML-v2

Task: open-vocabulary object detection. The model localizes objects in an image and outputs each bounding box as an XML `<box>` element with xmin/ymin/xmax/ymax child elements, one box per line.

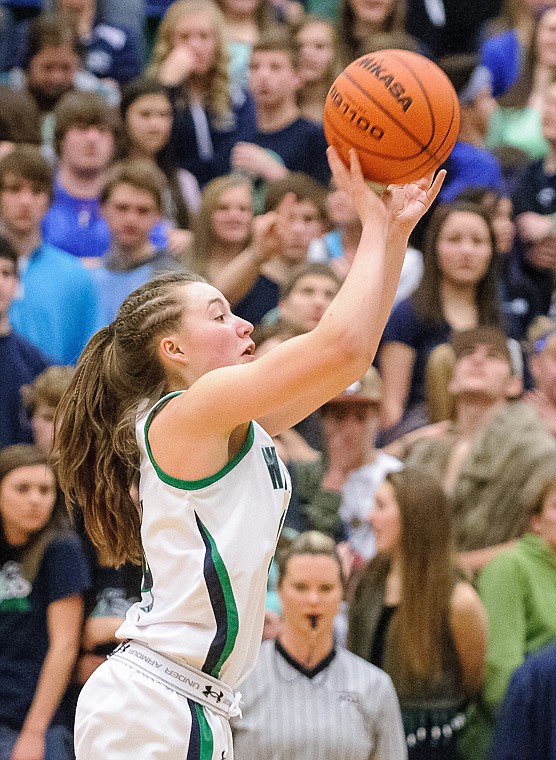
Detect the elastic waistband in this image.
<box><xmin>109</xmin><ymin>640</ymin><xmax>242</xmax><ymax>720</ymax></box>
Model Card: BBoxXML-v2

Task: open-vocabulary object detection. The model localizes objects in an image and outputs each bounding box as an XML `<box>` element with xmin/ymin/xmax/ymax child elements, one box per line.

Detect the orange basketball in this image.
<box><xmin>324</xmin><ymin>49</ymin><xmax>460</xmax><ymax>184</ymax></box>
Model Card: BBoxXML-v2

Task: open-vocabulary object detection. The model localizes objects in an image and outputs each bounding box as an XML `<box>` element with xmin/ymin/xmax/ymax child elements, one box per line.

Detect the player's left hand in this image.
<box><xmin>382</xmin><ymin>170</ymin><xmax>446</xmax><ymax>232</ymax></box>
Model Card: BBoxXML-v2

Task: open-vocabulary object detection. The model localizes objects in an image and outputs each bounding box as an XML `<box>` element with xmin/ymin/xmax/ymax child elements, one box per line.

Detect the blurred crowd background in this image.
<box><xmin>1</xmin><ymin>0</ymin><xmax>556</xmax><ymax>758</ymax></box>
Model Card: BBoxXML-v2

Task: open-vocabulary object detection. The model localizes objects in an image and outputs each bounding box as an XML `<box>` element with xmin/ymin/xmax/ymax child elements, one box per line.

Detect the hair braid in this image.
<box><xmin>55</xmin><ymin>271</ymin><xmax>204</xmax><ymax>566</ymax></box>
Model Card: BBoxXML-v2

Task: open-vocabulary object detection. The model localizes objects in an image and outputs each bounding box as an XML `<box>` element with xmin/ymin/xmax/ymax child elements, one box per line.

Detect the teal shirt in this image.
<box><xmin>9</xmin><ymin>243</ymin><xmax>99</xmax><ymax>364</ymax></box>
<box><xmin>486</xmin><ymin>106</ymin><xmax>548</xmax><ymax>160</ymax></box>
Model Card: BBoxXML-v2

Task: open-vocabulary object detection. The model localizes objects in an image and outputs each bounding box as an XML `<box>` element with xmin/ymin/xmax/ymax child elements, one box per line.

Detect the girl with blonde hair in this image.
<box><xmin>295</xmin><ymin>15</ymin><xmax>342</xmax><ymax>123</ymax></box>
<box><xmin>148</xmin><ymin>0</ymin><xmax>257</xmax><ymax>186</ymax></box>
<box><xmin>184</xmin><ymin>173</ymin><xmax>254</xmax><ymax>281</ymax></box>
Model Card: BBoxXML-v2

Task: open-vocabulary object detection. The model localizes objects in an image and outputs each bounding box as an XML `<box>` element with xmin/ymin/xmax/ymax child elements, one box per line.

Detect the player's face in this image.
<box><xmin>297</xmin><ymin>22</ymin><xmax>335</xmax><ymax>84</ymax></box>
<box><xmin>436</xmin><ymin>211</ymin><xmax>493</xmax><ymax>288</ymax></box>
<box><xmin>249</xmin><ymin>51</ymin><xmax>299</xmax><ymax>108</ymax></box>
<box><xmin>210</xmin><ymin>185</ymin><xmax>253</xmax><ymax>246</ymax></box>
<box><xmin>102</xmin><ymin>183</ymin><xmax>160</xmax><ymax>251</ymax></box>
<box><xmin>172</xmin><ymin>12</ymin><xmax>218</xmax><ymax>76</ymax></box>
<box><xmin>531</xmin><ymin>487</ymin><xmax>556</xmax><ymax>553</ymax></box>
<box><xmin>0</xmin><ymin>465</ymin><xmax>57</xmax><ymax>546</ymax></box>
<box><xmin>125</xmin><ymin>94</ymin><xmax>173</xmax><ymax>158</ymax></box>
<box><xmin>61</xmin><ymin>124</ymin><xmax>115</xmax><ymax>174</ymax></box>
<box><xmin>369</xmin><ymin>480</ymin><xmax>401</xmax><ymax>554</ymax></box>
<box><xmin>279</xmin><ymin>554</ymin><xmax>343</xmax><ymax>636</ymax></box>
<box><xmin>0</xmin><ymin>173</ymin><xmax>50</xmax><ymax>236</ymax></box>
<box><xmin>279</xmin><ymin>274</ymin><xmax>338</xmax><ymax>331</ymax></box>
<box><xmin>167</xmin><ymin>282</ymin><xmax>255</xmax><ymax>382</ymax></box>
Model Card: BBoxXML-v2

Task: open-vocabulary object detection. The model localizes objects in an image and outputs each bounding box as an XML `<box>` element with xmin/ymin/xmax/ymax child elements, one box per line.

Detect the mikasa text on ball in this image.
<box><xmin>324</xmin><ymin>49</ymin><xmax>460</xmax><ymax>184</ymax></box>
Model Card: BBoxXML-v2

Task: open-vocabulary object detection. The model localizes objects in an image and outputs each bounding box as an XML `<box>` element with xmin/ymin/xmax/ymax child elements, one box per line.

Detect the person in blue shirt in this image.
<box><xmin>93</xmin><ymin>158</ymin><xmax>183</xmax><ymax>325</ymax></box>
<box><xmin>0</xmin><ymin>145</ymin><xmax>99</xmax><ymax>363</ymax></box>
<box><xmin>0</xmin><ymin>235</ymin><xmax>50</xmax><ymax>449</ymax></box>
<box><xmin>438</xmin><ymin>58</ymin><xmax>506</xmax><ymax>203</ymax></box>
<box><xmin>490</xmin><ymin>643</ymin><xmax>556</xmax><ymax>760</ymax></box>
<box><xmin>148</xmin><ymin>0</ymin><xmax>257</xmax><ymax>187</ymax></box>
<box><xmin>41</xmin><ymin>90</ymin><xmax>118</xmax><ymax>263</ymax></box>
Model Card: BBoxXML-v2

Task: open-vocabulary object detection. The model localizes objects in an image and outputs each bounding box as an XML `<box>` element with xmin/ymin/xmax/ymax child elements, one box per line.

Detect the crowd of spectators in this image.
<box><xmin>1</xmin><ymin>0</ymin><xmax>556</xmax><ymax>757</ymax></box>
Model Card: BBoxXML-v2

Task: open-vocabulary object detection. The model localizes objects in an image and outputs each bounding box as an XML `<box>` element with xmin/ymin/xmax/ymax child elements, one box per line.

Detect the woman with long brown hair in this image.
<box><xmin>348</xmin><ymin>467</ymin><xmax>487</xmax><ymax>759</ymax></box>
<box><xmin>378</xmin><ymin>200</ymin><xmax>503</xmax><ymax>441</ymax></box>
<box><xmin>0</xmin><ymin>445</ymin><xmax>89</xmax><ymax>760</ymax></box>
<box><xmin>53</xmin><ymin>150</ymin><xmax>445</xmax><ymax>759</ymax></box>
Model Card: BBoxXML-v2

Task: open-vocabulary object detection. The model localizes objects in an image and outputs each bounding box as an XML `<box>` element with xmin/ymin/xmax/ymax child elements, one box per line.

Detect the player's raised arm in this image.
<box><xmin>165</xmin><ymin>150</ymin><xmax>445</xmax><ymax>437</ymax></box>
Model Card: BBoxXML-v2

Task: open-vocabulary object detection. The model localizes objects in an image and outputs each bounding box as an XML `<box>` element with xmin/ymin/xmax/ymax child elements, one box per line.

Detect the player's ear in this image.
<box><xmin>159</xmin><ymin>336</ymin><xmax>188</xmax><ymax>365</ymax></box>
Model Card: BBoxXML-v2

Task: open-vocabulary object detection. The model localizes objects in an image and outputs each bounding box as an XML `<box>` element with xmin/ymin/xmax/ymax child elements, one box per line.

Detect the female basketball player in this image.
<box><xmin>54</xmin><ymin>148</ymin><xmax>444</xmax><ymax>759</ymax></box>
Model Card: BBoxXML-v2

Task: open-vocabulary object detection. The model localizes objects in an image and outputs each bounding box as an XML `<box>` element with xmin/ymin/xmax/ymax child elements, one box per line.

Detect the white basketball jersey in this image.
<box><xmin>117</xmin><ymin>392</ymin><xmax>291</xmax><ymax>689</ymax></box>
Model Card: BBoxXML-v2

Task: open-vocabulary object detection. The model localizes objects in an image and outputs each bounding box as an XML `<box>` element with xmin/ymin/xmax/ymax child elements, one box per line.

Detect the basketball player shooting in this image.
<box><xmin>54</xmin><ymin>148</ymin><xmax>444</xmax><ymax>760</ymax></box>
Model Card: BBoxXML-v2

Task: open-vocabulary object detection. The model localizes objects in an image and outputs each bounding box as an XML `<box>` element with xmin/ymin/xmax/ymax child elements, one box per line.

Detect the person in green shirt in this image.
<box><xmin>461</xmin><ymin>473</ymin><xmax>556</xmax><ymax>760</ymax></box>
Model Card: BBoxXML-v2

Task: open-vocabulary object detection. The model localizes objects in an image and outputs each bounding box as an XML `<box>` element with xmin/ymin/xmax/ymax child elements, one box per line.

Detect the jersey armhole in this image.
<box><xmin>143</xmin><ymin>393</ymin><xmax>255</xmax><ymax>490</ymax></box>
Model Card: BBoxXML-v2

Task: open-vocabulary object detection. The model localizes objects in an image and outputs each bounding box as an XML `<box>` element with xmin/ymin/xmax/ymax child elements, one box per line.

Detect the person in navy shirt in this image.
<box><xmin>231</xmin><ymin>27</ymin><xmax>331</xmax><ymax>187</ymax></box>
<box><xmin>0</xmin><ymin>444</ymin><xmax>90</xmax><ymax>760</ymax></box>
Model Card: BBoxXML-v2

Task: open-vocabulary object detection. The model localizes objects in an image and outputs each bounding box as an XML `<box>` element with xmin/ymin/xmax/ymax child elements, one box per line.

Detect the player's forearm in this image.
<box><xmin>316</xmin><ymin>219</ymin><xmax>404</xmax><ymax>369</ymax></box>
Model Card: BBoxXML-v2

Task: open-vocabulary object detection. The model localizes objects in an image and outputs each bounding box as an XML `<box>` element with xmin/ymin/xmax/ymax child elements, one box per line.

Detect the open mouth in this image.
<box><xmin>242</xmin><ymin>343</ymin><xmax>255</xmax><ymax>356</ymax></box>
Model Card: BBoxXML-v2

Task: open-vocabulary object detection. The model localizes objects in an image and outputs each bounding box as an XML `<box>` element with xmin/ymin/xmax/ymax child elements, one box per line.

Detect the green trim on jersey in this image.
<box><xmin>144</xmin><ymin>392</ymin><xmax>255</xmax><ymax>490</ymax></box>
<box><xmin>195</xmin><ymin>703</ymin><xmax>214</xmax><ymax>760</ymax></box>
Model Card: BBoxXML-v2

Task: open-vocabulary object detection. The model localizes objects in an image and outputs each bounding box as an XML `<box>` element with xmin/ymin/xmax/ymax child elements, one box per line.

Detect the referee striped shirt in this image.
<box><xmin>232</xmin><ymin>640</ymin><xmax>407</xmax><ymax>759</ymax></box>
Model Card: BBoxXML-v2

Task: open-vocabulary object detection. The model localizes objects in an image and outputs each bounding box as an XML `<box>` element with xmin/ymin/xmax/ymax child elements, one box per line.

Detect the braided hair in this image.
<box><xmin>54</xmin><ymin>272</ymin><xmax>204</xmax><ymax>566</ymax></box>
